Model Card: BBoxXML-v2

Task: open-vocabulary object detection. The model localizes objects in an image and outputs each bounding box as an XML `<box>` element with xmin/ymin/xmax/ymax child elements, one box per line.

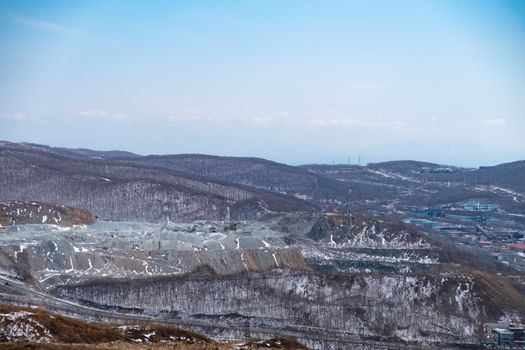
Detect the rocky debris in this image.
<box><xmin>307</xmin><ymin>214</ymin><xmax>430</xmax><ymax>248</ymax></box>
<box><xmin>0</xmin><ymin>201</ymin><xmax>96</xmax><ymax>227</ymax></box>
<box><xmin>271</xmin><ymin>213</ymin><xmax>445</xmax><ymax>273</ymax></box>
<box><xmin>0</xmin><ymin>213</ymin><xmax>444</xmax><ymax>289</ymax></box>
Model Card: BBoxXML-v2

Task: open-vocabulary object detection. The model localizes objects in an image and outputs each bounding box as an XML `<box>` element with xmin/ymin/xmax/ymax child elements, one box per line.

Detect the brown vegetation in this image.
<box><xmin>0</xmin><ymin>201</ymin><xmax>96</xmax><ymax>227</ymax></box>
<box><xmin>0</xmin><ymin>305</ymin><xmax>308</xmax><ymax>350</ymax></box>
<box><xmin>0</xmin><ymin>304</ymin><xmax>209</xmax><ymax>344</ymax></box>
<box><xmin>470</xmin><ymin>270</ymin><xmax>525</xmax><ymax>317</ymax></box>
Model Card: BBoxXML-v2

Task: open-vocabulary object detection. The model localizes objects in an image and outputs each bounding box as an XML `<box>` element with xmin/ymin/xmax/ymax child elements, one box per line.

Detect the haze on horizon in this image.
<box><xmin>0</xmin><ymin>0</ymin><xmax>524</xmax><ymax>167</ymax></box>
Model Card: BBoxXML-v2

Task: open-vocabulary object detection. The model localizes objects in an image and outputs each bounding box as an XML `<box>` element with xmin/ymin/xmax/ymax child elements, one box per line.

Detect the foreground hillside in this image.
<box><xmin>0</xmin><ymin>211</ymin><xmax>521</xmax><ymax>348</ymax></box>
<box><xmin>1</xmin><ymin>212</ymin><xmax>524</xmax><ymax>348</ymax></box>
<box><xmin>0</xmin><ymin>304</ymin><xmax>307</xmax><ymax>350</ymax></box>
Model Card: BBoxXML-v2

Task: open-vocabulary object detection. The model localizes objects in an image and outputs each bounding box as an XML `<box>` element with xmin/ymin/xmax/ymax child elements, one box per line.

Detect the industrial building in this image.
<box><xmin>488</xmin><ymin>323</ymin><xmax>525</xmax><ymax>348</ymax></box>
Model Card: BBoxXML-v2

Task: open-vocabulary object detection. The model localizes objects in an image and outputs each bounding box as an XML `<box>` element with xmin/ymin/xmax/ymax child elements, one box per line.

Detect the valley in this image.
<box><xmin>1</xmin><ymin>141</ymin><xmax>524</xmax><ymax>349</ymax></box>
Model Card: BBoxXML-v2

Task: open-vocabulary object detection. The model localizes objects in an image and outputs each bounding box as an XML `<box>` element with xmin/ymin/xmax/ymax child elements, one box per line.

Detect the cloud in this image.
<box><xmin>240</xmin><ymin>115</ymin><xmax>275</xmax><ymax>125</ymax></box>
<box><xmin>304</xmin><ymin>117</ymin><xmax>408</xmax><ymax>130</ymax></box>
<box><xmin>4</xmin><ymin>13</ymin><xmax>107</xmax><ymax>42</ymax></box>
<box><xmin>166</xmin><ymin>114</ymin><xmax>278</xmax><ymax>126</ymax></box>
<box><xmin>166</xmin><ymin>115</ymin><xmax>212</xmax><ymax>123</ymax></box>
<box><xmin>14</xmin><ymin>16</ymin><xmax>83</xmax><ymax>35</ymax></box>
<box><xmin>0</xmin><ymin>112</ymin><xmax>27</xmax><ymax>121</ymax></box>
<box><xmin>481</xmin><ymin>118</ymin><xmax>506</xmax><ymax>125</ymax></box>
<box><xmin>78</xmin><ymin>110</ymin><xmax>128</xmax><ymax>122</ymax></box>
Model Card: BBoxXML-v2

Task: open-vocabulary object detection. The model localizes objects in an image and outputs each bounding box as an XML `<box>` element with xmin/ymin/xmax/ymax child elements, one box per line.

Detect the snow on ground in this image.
<box><xmin>367</xmin><ymin>169</ymin><xmax>416</xmax><ymax>182</ymax></box>
<box><xmin>0</xmin><ymin>311</ymin><xmax>52</xmax><ymax>343</ymax></box>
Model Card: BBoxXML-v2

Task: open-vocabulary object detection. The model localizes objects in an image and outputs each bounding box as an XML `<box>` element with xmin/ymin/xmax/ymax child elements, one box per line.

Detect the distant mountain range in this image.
<box><xmin>1</xmin><ymin>140</ymin><xmax>524</xmax><ymax>222</ymax></box>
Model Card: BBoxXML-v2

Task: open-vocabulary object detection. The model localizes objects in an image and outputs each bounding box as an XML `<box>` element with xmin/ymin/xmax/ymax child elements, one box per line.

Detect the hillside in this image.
<box><xmin>0</xmin><ymin>143</ymin><xmax>313</xmax><ymax>222</ymax></box>
<box><xmin>18</xmin><ymin>141</ymin><xmax>141</xmax><ymax>160</ymax></box>
<box><xmin>368</xmin><ymin>160</ymin><xmax>453</xmax><ymax>175</ymax></box>
<box><xmin>0</xmin><ymin>304</ymin><xmax>306</xmax><ymax>349</ymax></box>
<box><xmin>368</xmin><ymin>160</ymin><xmax>525</xmax><ymax>195</ymax></box>
<box><xmin>304</xmin><ymin>160</ymin><xmax>525</xmax><ymax>212</ymax></box>
<box><xmin>457</xmin><ymin>160</ymin><xmax>525</xmax><ymax>193</ymax></box>
<box><xmin>123</xmin><ymin>154</ymin><xmax>351</xmax><ymax>201</ymax></box>
<box><xmin>0</xmin><ymin>201</ymin><xmax>96</xmax><ymax>227</ymax></box>
<box><xmin>1</xmin><ymin>206</ymin><xmax>523</xmax><ymax>348</ymax></box>
<box><xmin>54</xmin><ymin>268</ymin><xmax>525</xmax><ymax>348</ymax></box>
<box><xmin>4</xmin><ymin>141</ymin><xmax>523</xmax><ymax>221</ymax></box>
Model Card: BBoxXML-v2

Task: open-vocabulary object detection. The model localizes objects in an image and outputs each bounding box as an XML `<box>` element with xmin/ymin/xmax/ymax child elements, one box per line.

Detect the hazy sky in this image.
<box><xmin>0</xmin><ymin>0</ymin><xmax>524</xmax><ymax>166</ymax></box>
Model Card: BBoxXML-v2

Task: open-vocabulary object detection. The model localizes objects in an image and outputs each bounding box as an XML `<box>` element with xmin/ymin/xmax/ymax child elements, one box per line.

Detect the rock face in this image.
<box><xmin>307</xmin><ymin>214</ymin><xmax>428</xmax><ymax>248</ymax></box>
<box><xmin>53</xmin><ymin>269</ymin><xmax>525</xmax><ymax>348</ymax></box>
<box><xmin>272</xmin><ymin>213</ymin><xmax>446</xmax><ymax>274</ymax></box>
<box><xmin>0</xmin><ymin>201</ymin><xmax>96</xmax><ymax>227</ymax></box>
<box><xmin>0</xmin><ymin>214</ymin><xmax>441</xmax><ymax>288</ymax></box>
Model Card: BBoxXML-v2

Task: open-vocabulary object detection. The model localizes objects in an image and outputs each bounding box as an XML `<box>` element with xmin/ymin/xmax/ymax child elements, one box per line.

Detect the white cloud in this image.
<box><xmin>166</xmin><ymin>114</ymin><xmax>277</xmax><ymax>126</ymax></box>
<box><xmin>166</xmin><ymin>115</ymin><xmax>211</xmax><ymax>123</ymax></box>
<box><xmin>0</xmin><ymin>112</ymin><xmax>26</xmax><ymax>121</ymax></box>
<box><xmin>240</xmin><ymin>115</ymin><xmax>275</xmax><ymax>125</ymax></box>
<box><xmin>304</xmin><ymin>117</ymin><xmax>408</xmax><ymax>130</ymax></box>
<box><xmin>14</xmin><ymin>16</ymin><xmax>83</xmax><ymax>36</ymax></box>
<box><xmin>4</xmin><ymin>13</ymin><xmax>108</xmax><ymax>43</ymax></box>
<box><xmin>78</xmin><ymin>110</ymin><xmax>128</xmax><ymax>122</ymax></box>
<box><xmin>481</xmin><ymin>118</ymin><xmax>506</xmax><ymax>125</ymax></box>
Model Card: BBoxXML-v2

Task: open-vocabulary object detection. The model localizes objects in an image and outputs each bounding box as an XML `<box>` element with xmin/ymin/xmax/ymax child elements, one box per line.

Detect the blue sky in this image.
<box><xmin>0</xmin><ymin>0</ymin><xmax>524</xmax><ymax>166</ymax></box>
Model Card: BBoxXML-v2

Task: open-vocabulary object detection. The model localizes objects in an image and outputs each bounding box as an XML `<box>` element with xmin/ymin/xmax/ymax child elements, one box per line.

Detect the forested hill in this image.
<box><xmin>1</xmin><ymin>141</ymin><xmax>524</xmax><ymax>222</ymax></box>
<box><xmin>0</xmin><ymin>142</ymin><xmax>315</xmax><ymax>222</ymax></box>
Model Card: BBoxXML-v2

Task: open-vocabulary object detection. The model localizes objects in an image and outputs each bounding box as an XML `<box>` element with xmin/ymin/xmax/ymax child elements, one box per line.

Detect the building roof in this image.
<box><xmin>508</xmin><ymin>243</ymin><xmax>525</xmax><ymax>251</ymax></box>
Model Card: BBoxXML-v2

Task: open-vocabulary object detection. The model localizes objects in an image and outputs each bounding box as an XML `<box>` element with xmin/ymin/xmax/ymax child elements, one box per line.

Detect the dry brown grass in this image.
<box><xmin>470</xmin><ymin>269</ymin><xmax>525</xmax><ymax>317</ymax></box>
<box><xmin>237</xmin><ymin>337</ymin><xmax>309</xmax><ymax>349</ymax></box>
<box><xmin>0</xmin><ymin>304</ymin><xmax>210</xmax><ymax>345</ymax></box>
<box><xmin>0</xmin><ymin>342</ymin><xmax>226</xmax><ymax>350</ymax></box>
<box><xmin>0</xmin><ymin>305</ymin><xmax>308</xmax><ymax>350</ymax></box>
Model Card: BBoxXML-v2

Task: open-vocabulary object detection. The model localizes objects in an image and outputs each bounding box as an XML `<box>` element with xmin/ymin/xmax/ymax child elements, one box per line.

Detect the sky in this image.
<box><xmin>0</xmin><ymin>0</ymin><xmax>524</xmax><ymax>166</ymax></box>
